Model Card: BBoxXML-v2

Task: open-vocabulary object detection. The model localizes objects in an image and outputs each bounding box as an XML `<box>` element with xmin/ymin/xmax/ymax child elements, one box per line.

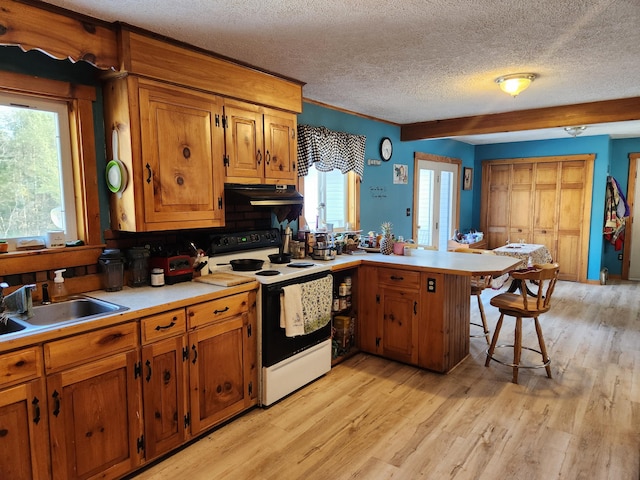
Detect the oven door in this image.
<box><xmin>261</xmin><ymin>270</ymin><xmax>332</xmax><ymax>368</ymax></box>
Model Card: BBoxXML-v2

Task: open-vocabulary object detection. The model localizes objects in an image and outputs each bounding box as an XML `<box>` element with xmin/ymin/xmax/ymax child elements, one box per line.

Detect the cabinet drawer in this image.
<box><xmin>377</xmin><ymin>268</ymin><xmax>421</xmax><ymax>288</ymax></box>
<box><xmin>188</xmin><ymin>292</ymin><xmax>250</xmax><ymax>329</ymax></box>
<box><xmin>44</xmin><ymin>322</ymin><xmax>138</xmax><ymax>374</ymax></box>
<box><xmin>0</xmin><ymin>346</ymin><xmax>43</xmax><ymax>389</ymax></box>
<box><xmin>141</xmin><ymin>308</ymin><xmax>186</xmax><ymax>344</ymax></box>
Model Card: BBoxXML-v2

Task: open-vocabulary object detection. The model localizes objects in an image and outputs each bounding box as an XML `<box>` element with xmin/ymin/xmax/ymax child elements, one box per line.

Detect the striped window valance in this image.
<box><xmin>297</xmin><ymin>125</ymin><xmax>365</xmax><ymax>179</ymax></box>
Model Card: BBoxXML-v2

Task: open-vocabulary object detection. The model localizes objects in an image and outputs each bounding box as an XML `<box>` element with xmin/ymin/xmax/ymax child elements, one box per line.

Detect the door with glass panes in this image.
<box><xmin>413</xmin><ymin>156</ymin><xmax>460</xmax><ymax>250</ymax></box>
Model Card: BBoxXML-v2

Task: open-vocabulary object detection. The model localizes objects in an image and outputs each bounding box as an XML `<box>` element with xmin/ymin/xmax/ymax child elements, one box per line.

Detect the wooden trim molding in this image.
<box><xmin>0</xmin><ymin>0</ymin><xmax>118</xmax><ymax>70</ymax></box>
<box><xmin>0</xmin><ymin>71</ymin><xmax>102</xmax><ymax>246</ymax></box>
<box><xmin>622</xmin><ymin>153</ymin><xmax>639</xmax><ymax>280</ymax></box>
<box><xmin>401</xmin><ymin>97</ymin><xmax>640</xmax><ymax>141</ymax></box>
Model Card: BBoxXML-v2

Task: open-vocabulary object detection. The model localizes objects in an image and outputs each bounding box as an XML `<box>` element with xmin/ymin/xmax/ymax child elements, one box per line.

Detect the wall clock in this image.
<box><xmin>380</xmin><ymin>137</ymin><xmax>393</xmax><ymax>161</ymax></box>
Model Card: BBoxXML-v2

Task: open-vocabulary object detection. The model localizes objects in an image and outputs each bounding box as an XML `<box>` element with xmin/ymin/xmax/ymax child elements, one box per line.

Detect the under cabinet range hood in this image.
<box><xmin>224</xmin><ymin>183</ymin><xmax>303</xmax><ymax>207</ymax></box>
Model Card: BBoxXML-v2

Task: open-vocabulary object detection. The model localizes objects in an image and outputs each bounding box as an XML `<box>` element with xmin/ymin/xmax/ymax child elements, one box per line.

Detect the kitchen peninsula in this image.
<box><xmin>330</xmin><ymin>249</ymin><xmax>521</xmax><ymax>373</ymax></box>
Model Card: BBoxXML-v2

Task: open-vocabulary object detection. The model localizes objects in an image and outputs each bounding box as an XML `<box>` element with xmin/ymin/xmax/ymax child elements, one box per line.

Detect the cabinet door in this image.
<box><xmin>223</xmin><ymin>102</ymin><xmax>264</xmax><ymax>182</ymax></box>
<box><xmin>188</xmin><ymin>313</ymin><xmax>252</xmax><ymax>435</ymax></box>
<box><xmin>379</xmin><ymin>287</ymin><xmax>419</xmax><ymax>365</ymax></box>
<box><xmin>139</xmin><ymin>81</ymin><xmax>225</xmax><ymax>227</ymax></box>
<box><xmin>141</xmin><ymin>335</ymin><xmax>188</xmax><ymax>461</ymax></box>
<box><xmin>533</xmin><ymin>162</ymin><xmax>559</xmax><ymax>255</ymax></box>
<box><xmin>263</xmin><ymin>110</ymin><xmax>297</xmax><ymax>183</ymax></box>
<box><xmin>0</xmin><ymin>379</ymin><xmax>50</xmax><ymax>480</ymax></box>
<box><xmin>357</xmin><ymin>266</ymin><xmax>379</xmax><ymax>354</ymax></box>
<box><xmin>509</xmin><ymin>163</ymin><xmax>533</xmax><ymax>243</ymax></box>
<box><xmin>47</xmin><ymin>351</ymin><xmax>142</xmax><ymax>480</ymax></box>
<box><xmin>557</xmin><ymin>161</ymin><xmax>588</xmax><ymax>281</ymax></box>
<box><xmin>482</xmin><ymin>163</ymin><xmax>510</xmax><ymax>248</ymax></box>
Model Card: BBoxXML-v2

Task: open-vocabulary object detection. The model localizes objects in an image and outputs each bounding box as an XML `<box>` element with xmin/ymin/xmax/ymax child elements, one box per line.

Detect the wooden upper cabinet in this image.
<box><xmin>263</xmin><ymin>111</ymin><xmax>297</xmax><ymax>183</ymax></box>
<box><xmin>223</xmin><ymin>101</ymin><xmax>264</xmax><ymax>183</ymax></box>
<box><xmin>223</xmin><ymin>100</ymin><xmax>297</xmax><ymax>184</ymax></box>
<box><xmin>139</xmin><ymin>81</ymin><xmax>224</xmax><ymax>226</ymax></box>
<box><xmin>104</xmin><ymin>76</ymin><xmax>225</xmax><ymax>231</ymax></box>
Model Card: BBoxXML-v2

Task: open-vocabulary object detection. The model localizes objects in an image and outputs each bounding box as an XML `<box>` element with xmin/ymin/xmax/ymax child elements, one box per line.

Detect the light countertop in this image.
<box><xmin>1</xmin><ymin>249</ymin><xmax>520</xmax><ymax>353</ymax></box>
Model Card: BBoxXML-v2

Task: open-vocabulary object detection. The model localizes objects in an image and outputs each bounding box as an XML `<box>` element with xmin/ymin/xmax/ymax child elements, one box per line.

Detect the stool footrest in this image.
<box><xmin>485</xmin><ymin>344</ymin><xmax>551</xmax><ymax>369</ymax></box>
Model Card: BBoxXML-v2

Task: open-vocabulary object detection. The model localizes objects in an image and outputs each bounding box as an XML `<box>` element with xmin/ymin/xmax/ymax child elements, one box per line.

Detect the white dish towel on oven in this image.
<box><xmin>280</xmin><ymin>284</ymin><xmax>305</xmax><ymax>337</ymax></box>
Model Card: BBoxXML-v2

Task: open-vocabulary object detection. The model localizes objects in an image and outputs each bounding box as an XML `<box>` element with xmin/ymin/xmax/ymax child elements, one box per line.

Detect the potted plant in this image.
<box><xmin>379</xmin><ymin>222</ymin><xmax>394</xmax><ymax>255</ymax></box>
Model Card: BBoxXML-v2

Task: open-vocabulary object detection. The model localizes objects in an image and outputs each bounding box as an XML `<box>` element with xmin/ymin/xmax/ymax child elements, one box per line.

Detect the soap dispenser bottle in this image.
<box><xmin>51</xmin><ymin>269</ymin><xmax>69</xmax><ymax>303</ymax></box>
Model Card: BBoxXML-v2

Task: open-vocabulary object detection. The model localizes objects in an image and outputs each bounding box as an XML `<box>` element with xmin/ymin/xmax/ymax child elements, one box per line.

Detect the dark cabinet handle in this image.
<box><xmin>32</xmin><ymin>397</ymin><xmax>41</xmax><ymax>425</ymax></box>
<box><xmin>214</xmin><ymin>306</ymin><xmax>229</xmax><ymax>315</ymax></box>
<box><xmin>145</xmin><ymin>163</ymin><xmax>152</xmax><ymax>184</ymax></box>
<box><xmin>257</xmin><ymin>150</ymin><xmax>262</xmax><ymax>165</ymax></box>
<box><xmin>414</xmin><ymin>301</ymin><xmax>418</xmax><ymax>315</ymax></box>
<box><xmin>266</xmin><ymin>150</ymin><xmax>271</xmax><ymax>165</ymax></box>
<box><xmin>390</xmin><ymin>275</ymin><xmax>404</xmax><ymax>281</ymax></box>
<box><xmin>191</xmin><ymin>344</ymin><xmax>198</xmax><ymax>364</ymax></box>
<box><xmin>52</xmin><ymin>390</ymin><xmax>60</xmax><ymax>417</ymax></box>
<box><xmin>145</xmin><ymin>360</ymin><xmax>152</xmax><ymax>382</ymax></box>
<box><xmin>155</xmin><ymin>320</ymin><xmax>176</xmax><ymax>331</ymax></box>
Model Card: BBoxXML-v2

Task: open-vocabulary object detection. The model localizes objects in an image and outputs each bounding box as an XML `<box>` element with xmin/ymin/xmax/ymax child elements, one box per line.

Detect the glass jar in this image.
<box><xmin>127</xmin><ymin>246</ymin><xmax>150</xmax><ymax>287</ymax></box>
<box><xmin>98</xmin><ymin>249</ymin><xmax>124</xmax><ymax>292</ymax></box>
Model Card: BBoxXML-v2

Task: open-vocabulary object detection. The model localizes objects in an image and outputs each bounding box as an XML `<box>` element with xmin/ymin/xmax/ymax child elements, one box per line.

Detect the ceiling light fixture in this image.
<box><xmin>495</xmin><ymin>73</ymin><xmax>536</xmax><ymax>97</ymax></box>
<box><xmin>564</xmin><ymin>126</ymin><xmax>587</xmax><ymax>137</ymax></box>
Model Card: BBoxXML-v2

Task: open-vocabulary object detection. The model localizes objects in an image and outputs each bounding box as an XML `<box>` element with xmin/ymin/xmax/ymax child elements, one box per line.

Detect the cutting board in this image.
<box><xmin>194</xmin><ymin>272</ymin><xmax>255</xmax><ymax>286</ymax></box>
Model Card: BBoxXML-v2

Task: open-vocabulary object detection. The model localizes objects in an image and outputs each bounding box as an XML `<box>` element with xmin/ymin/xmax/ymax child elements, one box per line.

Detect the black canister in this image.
<box><xmin>127</xmin><ymin>246</ymin><xmax>150</xmax><ymax>287</ymax></box>
<box><xmin>98</xmin><ymin>249</ymin><xmax>125</xmax><ymax>292</ymax></box>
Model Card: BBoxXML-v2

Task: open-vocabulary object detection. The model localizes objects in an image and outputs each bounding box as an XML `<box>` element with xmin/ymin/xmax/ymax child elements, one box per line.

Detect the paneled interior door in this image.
<box><xmin>626</xmin><ymin>154</ymin><xmax>640</xmax><ymax>280</ymax></box>
<box><xmin>481</xmin><ymin>154</ymin><xmax>594</xmax><ymax>282</ymax></box>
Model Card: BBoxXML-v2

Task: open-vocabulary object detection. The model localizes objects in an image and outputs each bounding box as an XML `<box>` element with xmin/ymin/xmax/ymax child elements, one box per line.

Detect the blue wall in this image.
<box><xmin>298</xmin><ymin>102</ymin><xmax>476</xmax><ymax>240</ymax></box>
<box><xmin>299</xmin><ymin>101</ymin><xmax>640</xmax><ymax>281</ymax></box>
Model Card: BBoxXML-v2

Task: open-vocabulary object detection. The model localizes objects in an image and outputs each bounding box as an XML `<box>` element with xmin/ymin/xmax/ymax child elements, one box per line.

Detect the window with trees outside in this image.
<box><xmin>302</xmin><ymin>166</ymin><xmax>359</xmax><ymax>231</ymax></box>
<box><xmin>0</xmin><ymin>91</ymin><xmax>77</xmax><ymax>241</ymax></box>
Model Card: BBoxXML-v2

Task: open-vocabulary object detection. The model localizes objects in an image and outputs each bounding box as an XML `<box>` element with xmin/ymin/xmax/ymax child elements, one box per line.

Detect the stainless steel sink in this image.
<box><xmin>0</xmin><ymin>318</ymin><xmax>27</xmax><ymax>335</ymax></box>
<box><xmin>7</xmin><ymin>296</ymin><xmax>128</xmax><ymax>328</ymax></box>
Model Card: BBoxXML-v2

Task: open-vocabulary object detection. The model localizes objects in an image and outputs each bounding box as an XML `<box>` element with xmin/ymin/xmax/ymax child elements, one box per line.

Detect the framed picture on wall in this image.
<box><xmin>393</xmin><ymin>164</ymin><xmax>408</xmax><ymax>184</ymax></box>
<box><xmin>463</xmin><ymin>167</ymin><xmax>473</xmax><ymax>190</ymax></box>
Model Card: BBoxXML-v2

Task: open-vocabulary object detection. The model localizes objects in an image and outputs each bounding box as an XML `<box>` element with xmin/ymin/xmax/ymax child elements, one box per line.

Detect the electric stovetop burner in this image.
<box><xmin>288</xmin><ymin>262</ymin><xmax>315</xmax><ymax>268</ymax></box>
<box><xmin>256</xmin><ymin>270</ymin><xmax>281</xmax><ymax>276</ymax></box>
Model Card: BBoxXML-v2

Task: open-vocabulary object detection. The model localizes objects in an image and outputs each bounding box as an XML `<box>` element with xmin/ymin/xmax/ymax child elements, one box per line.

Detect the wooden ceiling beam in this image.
<box><xmin>400</xmin><ymin>97</ymin><xmax>640</xmax><ymax>141</ymax></box>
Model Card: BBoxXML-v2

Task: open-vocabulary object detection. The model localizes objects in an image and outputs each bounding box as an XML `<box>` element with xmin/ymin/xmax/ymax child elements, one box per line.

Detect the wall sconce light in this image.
<box><xmin>564</xmin><ymin>126</ymin><xmax>587</xmax><ymax>137</ymax></box>
<box><xmin>495</xmin><ymin>73</ymin><xmax>537</xmax><ymax>97</ymax></box>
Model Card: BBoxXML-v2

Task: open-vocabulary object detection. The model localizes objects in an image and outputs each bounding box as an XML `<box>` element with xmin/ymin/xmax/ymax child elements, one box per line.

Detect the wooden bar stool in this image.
<box><xmin>485</xmin><ymin>263</ymin><xmax>560</xmax><ymax>383</ymax></box>
<box><xmin>455</xmin><ymin>248</ymin><xmax>493</xmax><ymax>344</ymax></box>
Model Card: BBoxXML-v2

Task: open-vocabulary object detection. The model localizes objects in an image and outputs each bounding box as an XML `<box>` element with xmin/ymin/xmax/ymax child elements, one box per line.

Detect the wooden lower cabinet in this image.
<box><xmin>0</xmin><ymin>378</ymin><xmax>50</xmax><ymax>480</ymax></box>
<box><xmin>46</xmin><ymin>349</ymin><xmax>142</xmax><ymax>480</ymax></box>
<box><xmin>359</xmin><ymin>267</ymin><xmax>471</xmax><ymax>373</ymax></box>
<box><xmin>1</xmin><ymin>288</ymin><xmax>258</xmax><ymax>479</ymax></box>
<box><xmin>140</xmin><ymin>309</ymin><xmax>188</xmax><ymax>461</ymax></box>
<box><xmin>141</xmin><ymin>336</ymin><xmax>188</xmax><ymax>460</ymax></box>
<box><xmin>358</xmin><ymin>266</ymin><xmax>420</xmax><ymax>366</ymax></box>
<box><xmin>187</xmin><ymin>291</ymin><xmax>257</xmax><ymax>436</ymax></box>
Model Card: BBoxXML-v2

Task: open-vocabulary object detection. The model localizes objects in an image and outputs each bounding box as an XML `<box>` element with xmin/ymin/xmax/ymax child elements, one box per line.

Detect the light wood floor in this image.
<box><xmin>131</xmin><ymin>279</ymin><xmax>640</xmax><ymax>479</ymax></box>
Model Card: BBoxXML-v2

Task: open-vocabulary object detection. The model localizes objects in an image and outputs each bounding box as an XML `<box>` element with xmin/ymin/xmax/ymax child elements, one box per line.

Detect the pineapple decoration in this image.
<box><xmin>379</xmin><ymin>222</ymin><xmax>394</xmax><ymax>255</ymax></box>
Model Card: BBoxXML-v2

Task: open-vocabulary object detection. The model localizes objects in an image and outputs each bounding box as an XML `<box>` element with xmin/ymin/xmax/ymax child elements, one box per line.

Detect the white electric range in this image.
<box><xmin>207</xmin><ymin>229</ymin><xmax>333</xmax><ymax>406</ymax></box>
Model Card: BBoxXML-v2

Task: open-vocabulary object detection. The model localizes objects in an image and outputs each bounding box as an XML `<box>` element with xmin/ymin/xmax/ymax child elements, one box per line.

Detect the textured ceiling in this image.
<box><xmin>41</xmin><ymin>0</ymin><xmax>640</xmax><ymax>143</ymax></box>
